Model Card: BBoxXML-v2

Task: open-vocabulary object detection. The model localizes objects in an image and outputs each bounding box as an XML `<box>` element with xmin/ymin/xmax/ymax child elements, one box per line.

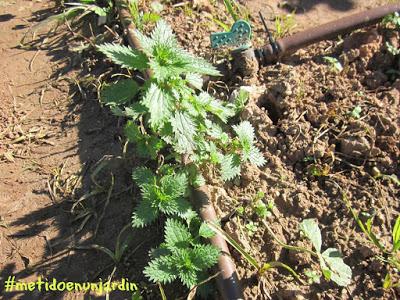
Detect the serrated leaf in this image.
<box><xmin>179</xmin><ymin>268</ymin><xmax>198</xmax><ymax>289</ymax></box>
<box><xmin>100</xmin><ymin>79</ymin><xmax>139</xmax><ymax>106</ymax></box>
<box><xmin>186</xmin><ymin>73</ymin><xmax>203</xmax><ymax>90</ymax></box>
<box><xmin>321</xmin><ymin>248</ymin><xmax>352</xmax><ymax>287</ymax></box>
<box><xmin>144</xmin><ymin>255</ymin><xmax>177</xmax><ymax>284</ymax></box>
<box><xmin>164</xmin><ymin>219</ymin><xmax>192</xmax><ymax>250</ymax></box>
<box><xmin>171</xmin><ymin>112</ymin><xmax>197</xmax><ymax>154</ymax></box>
<box><xmin>151</xmin><ymin>19</ymin><xmax>177</xmax><ymax>47</ymax></box>
<box><xmin>191</xmin><ymin>244</ymin><xmax>220</xmax><ymax>269</ymax></box>
<box><xmin>176</xmin><ymin>49</ymin><xmax>221</xmax><ymax>76</ymax></box>
<box><xmin>132</xmin><ymin>198</ymin><xmax>159</xmax><ymax>228</ymax></box>
<box><xmin>207</xmin><ymin>98</ymin><xmax>235</xmax><ymax>123</ymax></box>
<box><xmin>97</xmin><ymin>43</ymin><xmax>149</xmax><ymax>70</ymax></box>
<box><xmin>142</xmin><ymin>84</ymin><xmax>172</xmax><ymax>130</ymax></box>
<box><xmin>158</xmin><ymin>196</ymin><xmax>192</xmax><ymax>216</ymax></box>
<box><xmin>246</xmin><ymin>146</ymin><xmax>266</xmax><ymax>167</ymax></box>
<box><xmin>300</xmin><ymin>219</ymin><xmax>322</xmax><ymax>253</ymax></box>
<box><xmin>198</xmin><ymin>223</ymin><xmax>215</xmax><ymax>239</ymax></box>
<box><xmin>132</xmin><ymin>167</ymin><xmax>155</xmax><ymax>187</ymax></box>
<box><xmin>161</xmin><ymin>173</ymin><xmax>188</xmax><ymax>199</ymax></box>
<box><xmin>220</xmin><ymin>153</ymin><xmax>241</xmax><ymax>181</ymax></box>
<box><xmin>233</xmin><ymin>121</ymin><xmax>255</xmax><ymax>148</ymax></box>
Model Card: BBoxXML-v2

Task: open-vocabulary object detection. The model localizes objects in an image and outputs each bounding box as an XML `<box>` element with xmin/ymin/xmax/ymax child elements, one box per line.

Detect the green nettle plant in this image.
<box><xmin>144</xmin><ymin>219</ymin><xmax>220</xmax><ymax>288</ymax></box>
<box><xmin>97</xmin><ymin>20</ymin><xmax>265</xmax><ymax>290</ymax></box>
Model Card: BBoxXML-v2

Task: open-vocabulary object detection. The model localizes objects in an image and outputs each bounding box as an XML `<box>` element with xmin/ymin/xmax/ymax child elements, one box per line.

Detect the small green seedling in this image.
<box><xmin>299</xmin><ymin>219</ymin><xmax>352</xmax><ymax>287</ymax></box>
<box><xmin>128</xmin><ymin>0</ymin><xmax>161</xmax><ymax>31</ymax></box>
<box><xmin>323</xmin><ymin>56</ymin><xmax>343</xmax><ymax>73</ymax></box>
<box><xmin>245</xmin><ymin>221</ymin><xmax>258</xmax><ymax>237</ymax></box>
<box><xmin>349</xmin><ymin>105</ymin><xmax>362</xmax><ymax>119</ymax></box>
<box><xmin>261</xmin><ymin>219</ymin><xmax>351</xmax><ymax>287</ymax></box>
<box><xmin>274</xmin><ymin>13</ymin><xmax>296</xmax><ymax>39</ymax></box>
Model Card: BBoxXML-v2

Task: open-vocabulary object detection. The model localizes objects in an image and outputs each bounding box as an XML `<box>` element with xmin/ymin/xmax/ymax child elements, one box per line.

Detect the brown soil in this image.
<box><xmin>1</xmin><ymin>0</ymin><xmax>399</xmax><ymax>300</ymax></box>
<box><xmin>0</xmin><ymin>1</ymin><xmax>162</xmax><ymax>299</ymax></box>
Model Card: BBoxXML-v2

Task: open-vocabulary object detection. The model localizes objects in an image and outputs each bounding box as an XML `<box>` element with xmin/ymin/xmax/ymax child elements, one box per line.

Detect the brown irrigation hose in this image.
<box><xmin>259</xmin><ymin>3</ymin><xmax>400</xmax><ymax>65</ymax></box>
<box><xmin>114</xmin><ymin>0</ymin><xmax>243</xmax><ymax>299</ymax></box>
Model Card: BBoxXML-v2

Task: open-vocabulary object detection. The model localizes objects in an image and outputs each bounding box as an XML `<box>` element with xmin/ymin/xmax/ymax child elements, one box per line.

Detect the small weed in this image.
<box><xmin>323</xmin><ymin>56</ymin><xmax>343</xmax><ymax>73</ymax></box>
<box><xmin>349</xmin><ymin>105</ymin><xmax>362</xmax><ymax>119</ymax></box>
<box><xmin>128</xmin><ymin>0</ymin><xmax>161</xmax><ymax>31</ymax></box>
<box><xmin>262</xmin><ymin>218</ymin><xmax>352</xmax><ymax>286</ymax></box>
<box><xmin>342</xmin><ymin>192</ymin><xmax>400</xmax><ymax>288</ymax></box>
<box><xmin>274</xmin><ymin>13</ymin><xmax>296</xmax><ymax>39</ymax></box>
<box><xmin>382</xmin><ymin>12</ymin><xmax>400</xmax><ymax>29</ymax></box>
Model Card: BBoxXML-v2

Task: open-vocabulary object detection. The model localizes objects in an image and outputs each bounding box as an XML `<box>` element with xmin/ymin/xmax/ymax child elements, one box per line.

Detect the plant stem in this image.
<box><xmin>261</xmin><ymin>220</ymin><xmax>318</xmax><ymax>258</ymax></box>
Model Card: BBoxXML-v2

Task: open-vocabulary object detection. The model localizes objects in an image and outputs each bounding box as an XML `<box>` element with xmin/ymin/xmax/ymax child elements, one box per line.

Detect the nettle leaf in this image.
<box><xmin>124</xmin><ymin>102</ymin><xmax>147</xmax><ymax>119</ymax></box>
<box><xmin>300</xmin><ymin>219</ymin><xmax>322</xmax><ymax>253</ymax></box>
<box><xmin>198</xmin><ymin>223</ymin><xmax>215</xmax><ymax>239</ymax></box>
<box><xmin>161</xmin><ymin>173</ymin><xmax>187</xmax><ymax>199</ymax></box>
<box><xmin>171</xmin><ymin>112</ymin><xmax>197</xmax><ymax>154</ymax></box>
<box><xmin>164</xmin><ymin>219</ymin><xmax>192</xmax><ymax>251</ymax></box>
<box><xmin>144</xmin><ymin>255</ymin><xmax>177</xmax><ymax>284</ymax></box>
<box><xmin>192</xmin><ymin>244</ymin><xmax>220</xmax><ymax>269</ymax></box>
<box><xmin>150</xmin><ymin>19</ymin><xmax>177</xmax><ymax>48</ymax></box>
<box><xmin>208</xmin><ymin>98</ymin><xmax>235</xmax><ymax>123</ymax></box>
<box><xmin>97</xmin><ymin>43</ymin><xmax>149</xmax><ymax>70</ymax></box>
<box><xmin>179</xmin><ymin>267</ymin><xmax>198</xmax><ymax>288</ymax></box>
<box><xmin>247</xmin><ymin>146</ymin><xmax>266</xmax><ymax>167</ymax></box>
<box><xmin>132</xmin><ymin>198</ymin><xmax>159</xmax><ymax>228</ymax></box>
<box><xmin>142</xmin><ymin>84</ymin><xmax>172</xmax><ymax>130</ymax></box>
<box><xmin>132</xmin><ymin>167</ymin><xmax>155</xmax><ymax>187</ymax></box>
<box><xmin>233</xmin><ymin>121</ymin><xmax>255</xmax><ymax>148</ymax></box>
<box><xmin>100</xmin><ymin>79</ymin><xmax>139</xmax><ymax>106</ymax></box>
<box><xmin>124</xmin><ymin>121</ymin><xmax>164</xmax><ymax>159</ymax></box>
<box><xmin>176</xmin><ymin>48</ymin><xmax>221</xmax><ymax>77</ymax></box>
<box><xmin>220</xmin><ymin>153</ymin><xmax>241</xmax><ymax>181</ymax></box>
<box><xmin>321</xmin><ymin>248</ymin><xmax>352</xmax><ymax>287</ymax></box>
<box><xmin>186</xmin><ymin>73</ymin><xmax>203</xmax><ymax>90</ymax></box>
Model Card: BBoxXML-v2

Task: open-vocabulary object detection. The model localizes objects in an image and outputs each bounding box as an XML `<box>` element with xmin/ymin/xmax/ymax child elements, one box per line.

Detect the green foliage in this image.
<box><xmin>97</xmin><ymin>43</ymin><xmax>149</xmax><ymax>70</ymax></box>
<box><xmin>144</xmin><ymin>219</ymin><xmax>219</xmax><ymax>288</ymax></box>
<box><xmin>128</xmin><ymin>0</ymin><xmax>162</xmax><ymax>31</ymax></box>
<box><xmin>349</xmin><ymin>105</ymin><xmax>362</xmax><ymax>119</ymax></box>
<box><xmin>323</xmin><ymin>56</ymin><xmax>343</xmax><ymax>72</ymax></box>
<box><xmin>100</xmin><ymin>79</ymin><xmax>139</xmax><ymax>106</ymax></box>
<box><xmin>274</xmin><ymin>13</ymin><xmax>296</xmax><ymax>39</ymax></box>
<box><xmin>233</xmin><ymin>121</ymin><xmax>266</xmax><ymax>167</ymax></box>
<box><xmin>300</xmin><ymin>219</ymin><xmax>352</xmax><ymax>287</ymax></box>
<box><xmin>99</xmin><ymin>19</ymin><xmax>266</xmax><ymax>292</ymax></box>
<box><xmin>382</xmin><ymin>12</ymin><xmax>400</xmax><ymax>29</ymax></box>
<box><xmin>131</xmin><ymin>169</ymin><xmax>192</xmax><ymax>227</ymax></box>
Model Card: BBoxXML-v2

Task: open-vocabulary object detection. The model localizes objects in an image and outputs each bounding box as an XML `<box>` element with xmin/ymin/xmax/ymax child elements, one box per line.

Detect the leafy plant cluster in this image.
<box><xmin>98</xmin><ymin>20</ymin><xmax>265</xmax><ymax>292</ymax></box>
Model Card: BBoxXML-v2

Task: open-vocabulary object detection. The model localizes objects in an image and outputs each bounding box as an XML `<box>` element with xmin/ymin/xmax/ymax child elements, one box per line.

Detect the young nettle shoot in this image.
<box><xmin>144</xmin><ymin>219</ymin><xmax>219</xmax><ymax>289</ymax></box>
<box><xmin>131</xmin><ymin>167</ymin><xmax>193</xmax><ymax>228</ymax></box>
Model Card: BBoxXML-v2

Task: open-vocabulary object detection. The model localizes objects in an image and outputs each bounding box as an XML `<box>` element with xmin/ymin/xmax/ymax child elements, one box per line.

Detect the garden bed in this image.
<box><xmin>0</xmin><ymin>0</ymin><xmax>399</xmax><ymax>299</ymax></box>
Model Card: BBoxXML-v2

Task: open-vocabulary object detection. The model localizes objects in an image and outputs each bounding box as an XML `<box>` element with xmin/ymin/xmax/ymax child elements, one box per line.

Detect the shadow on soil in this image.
<box><xmin>281</xmin><ymin>0</ymin><xmax>355</xmax><ymax>14</ymax></box>
<box><xmin>0</xmin><ymin>6</ymin><xmax>162</xmax><ymax>300</ymax></box>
